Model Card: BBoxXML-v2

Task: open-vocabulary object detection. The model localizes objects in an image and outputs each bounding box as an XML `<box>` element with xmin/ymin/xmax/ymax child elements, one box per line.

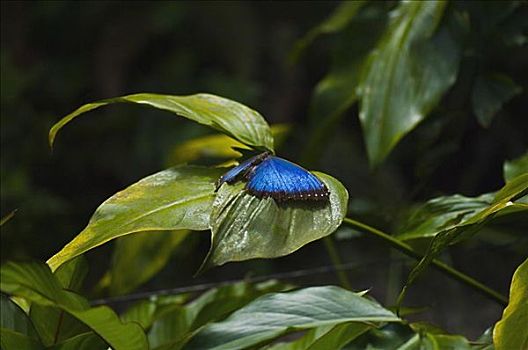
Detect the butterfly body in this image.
<box><xmin>216</xmin><ymin>152</ymin><xmax>329</xmax><ymax>202</ymax></box>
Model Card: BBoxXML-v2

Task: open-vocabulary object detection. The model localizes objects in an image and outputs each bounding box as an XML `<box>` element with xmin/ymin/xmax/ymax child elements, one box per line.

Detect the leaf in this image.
<box><xmin>345</xmin><ymin>323</ymin><xmax>472</xmax><ymax>350</ymax></box>
<box><xmin>303</xmin><ymin>5</ymin><xmax>387</xmax><ymax>165</ymax></box>
<box><xmin>30</xmin><ymin>257</ymin><xmax>89</xmax><ymax>346</ymax></box>
<box><xmin>267</xmin><ymin>323</ymin><xmax>370</xmax><ymax>350</ymax></box>
<box><xmin>493</xmin><ymin>258</ymin><xmax>528</xmax><ymax>350</ymax></box>
<box><xmin>471</xmin><ymin>74</ymin><xmax>522</xmax><ymax>127</ymax></box>
<box><xmin>291</xmin><ymin>1</ymin><xmax>366</xmax><ymax>61</ymax></box>
<box><xmin>0</xmin><ymin>261</ymin><xmax>148</xmax><ymax>350</ymax></box>
<box><xmin>186</xmin><ymin>286</ymin><xmax>400</xmax><ymax>350</ymax></box>
<box><xmin>47</xmin><ymin>332</ymin><xmax>107</xmax><ymax>350</ymax></box>
<box><xmin>0</xmin><ymin>328</ymin><xmax>42</xmax><ymax>350</ymax></box>
<box><xmin>401</xmin><ymin>174</ymin><xmax>528</xmax><ymax>303</ymax></box>
<box><xmin>504</xmin><ymin>151</ymin><xmax>528</xmax><ymax>182</ymax></box>
<box><xmin>0</xmin><ymin>294</ymin><xmax>41</xmax><ymax>350</ymax></box>
<box><xmin>396</xmin><ymin>193</ymin><xmax>494</xmax><ymax>241</ymax></box>
<box><xmin>204</xmin><ymin>172</ymin><xmax>348</xmax><ymax>268</ymax></box>
<box><xmin>167</xmin><ymin>124</ymin><xmax>290</xmax><ymax>166</ymax></box>
<box><xmin>358</xmin><ymin>1</ymin><xmax>460</xmax><ymax>166</ymax></box>
<box><xmin>49</xmin><ymin>93</ymin><xmax>274</xmax><ymax>152</ymax></box>
<box><xmin>109</xmin><ymin>230</ymin><xmax>190</xmax><ymax>295</ymax></box>
<box><xmin>47</xmin><ymin>165</ymin><xmax>224</xmax><ymax>271</ymax></box>
<box><xmin>0</xmin><ymin>294</ymin><xmax>38</xmax><ymax>339</ymax></box>
<box><xmin>147</xmin><ymin>280</ymin><xmax>290</xmax><ymax>349</ymax></box>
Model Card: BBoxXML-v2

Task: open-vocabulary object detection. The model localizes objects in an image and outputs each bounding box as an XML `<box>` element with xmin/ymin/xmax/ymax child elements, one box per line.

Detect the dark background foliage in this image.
<box><xmin>1</xmin><ymin>0</ymin><xmax>526</xmax><ymax>338</ymax></box>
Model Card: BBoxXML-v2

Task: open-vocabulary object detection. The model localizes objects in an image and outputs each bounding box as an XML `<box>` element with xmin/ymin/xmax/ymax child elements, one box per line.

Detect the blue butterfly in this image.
<box><xmin>216</xmin><ymin>152</ymin><xmax>329</xmax><ymax>202</ymax></box>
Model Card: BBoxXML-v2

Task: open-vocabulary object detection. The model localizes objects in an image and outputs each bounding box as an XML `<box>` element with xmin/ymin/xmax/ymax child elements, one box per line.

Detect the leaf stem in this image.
<box><xmin>323</xmin><ymin>237</ymin><xmax>353</xmax><ymax>290</ymax></box>
<box><xmin>342</xmin><ymin>217</ymin><xmax>508</xmax><ymax>306</ymax></box>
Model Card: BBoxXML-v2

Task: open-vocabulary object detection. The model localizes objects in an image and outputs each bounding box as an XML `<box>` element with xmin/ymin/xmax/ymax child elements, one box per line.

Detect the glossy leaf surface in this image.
<box><xmin>186</xmin><ymin>286</ymin><xmax>399</xmax><ymax>350</ymax></box>
<box><xmin>205</xmin><ymin>172</ymin><xmax>348</xmax><ymax>268</ymax></box>
<box><xmin>47</xmin><ymin>166</ymin><xmax>223</xmax><ymax>271</ymax></box>
<box><xmin>358</xmin><ymin>1</ymin><xmax>459</xmax><ymax>165</ymax></box>
<box><xmin>50</xmin><ymin>93</ymin><xmax>274</xmax><ymax>152</ymax></box>
<box><xmin>493</xmin><ymin>258</ymin><xmax>528</xmax><ymax>350</ymax></box>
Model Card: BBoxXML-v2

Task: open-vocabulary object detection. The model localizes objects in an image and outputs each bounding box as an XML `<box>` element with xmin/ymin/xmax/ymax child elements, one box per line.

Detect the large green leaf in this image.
<box><xmin>291</xmin><ymin>1</ymin><xmax>365</xmax><ymax>61</ymax></box>
<box><xmin>49</xmin><ymin>93</ymin><xmax>274</xmax><ymax>152</ymax></box>
<box><xmin>204</xmin><ymin>172</ymin><xmax>348</xmax><ymax>268</ymax></box>
<box><xmin>504</xmin><ymin>151</ymin><xmax>528</xmax><ymax>182</ymax></box>
<box><xmin>108</xmin><ymin>230</ymin><xmax>191</xmax><ymax>295</ymax></box>
<box><xmin>401</xmin><ymin>174</ymin><xmax>528</xmax><ymax>303</ymax></box>
<box><xmin>303</xmin><ymin>5</ymin><xmax>387</xmax><ymax>165</ymax></box>
<box><xmin>47</xmin><ymin>166</ymin><xmax>223</xmax><ymax>271</ymax></box>
<box><xmin>357</xmin><ymin>1</ymin><xmax>459</xmax><ymax>166</ymax></box>
<box><xmin>0</xmin><ymin>261</ymin><xmax>148</xmax><ymax>350</ymax></box>
<box><xmin>493</xmin><ymin>258</ymin><xmax>528</xmax><ymax>350</ymax></box>
<box><xmin>471</xmin><ymin>73</ymin><xmax>522</xmax><ymax>128</ymax></box>
<box><xmin>186</xmin><ymin>286</ymin><xmax>400</xmax><ymax>350</ymax></box>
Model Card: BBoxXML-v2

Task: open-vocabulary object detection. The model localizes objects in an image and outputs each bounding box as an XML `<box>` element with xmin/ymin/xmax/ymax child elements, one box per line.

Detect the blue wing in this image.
<box><xmin>216</xmin><ymin>152</ymin><xmax>270</xmax><ymax>190</ymax></box>
<box><xmin>246</xmin><ymin>156</ymin><xmax>329</xmax><ymax>201</ymax></box>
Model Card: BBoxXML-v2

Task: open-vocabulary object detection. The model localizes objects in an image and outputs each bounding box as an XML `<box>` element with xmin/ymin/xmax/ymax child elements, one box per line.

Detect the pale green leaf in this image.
<box><xmin>471</xmin><ymin>74</ymin><xmax>522</xmax><ymax>127</ymax></box>
<box><xmin>47</xmin><ymin>166</ymin><xmax>223</xmax><ymax>271</ymax></box>
<box><xmin>504</xmin><ymin>151</ymin><xmax>528</xmax><ymax>182</ymax></box>
<box><xmin>493</xmin><ymin>258</ymin><xmax>528</xmax><ymax>350</ymax></box>
<box><xmin>358</xmin><ymin>1</ymin><xmax>459</xmax><ymax>165</ymax></box>
<box><xmin>204</xmin><ymin>172</ymin><xmax>348</xmax><ymax>268</ymax></box>
<box><xmin>50</xmin><ymin>93</ymin><xmax>274</xmax><ymax>152</ymax></box>
<box><xmin>186</xmin><ymin>286</ymin><xmax>400</xmax><ymax>350</ymax></box>
<box><xmin>0</xmin><ymin>261</ymin><xmax>148</xmax><ymax>350</ymax></box>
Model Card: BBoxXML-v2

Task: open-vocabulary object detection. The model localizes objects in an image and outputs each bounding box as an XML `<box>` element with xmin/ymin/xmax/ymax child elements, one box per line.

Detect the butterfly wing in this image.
<box><xmin>246</xmin><ymin>156</ymin><xmax>329</xmax><ymax>201</ymax></box>
<box><xmin>215</xmin><ymin>152</ymin><xmax>270</xmax><ymax>190</ymax></box>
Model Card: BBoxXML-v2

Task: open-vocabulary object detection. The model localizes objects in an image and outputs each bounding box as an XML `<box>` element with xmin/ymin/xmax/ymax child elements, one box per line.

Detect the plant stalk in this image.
<box><xmin>322</xmin><ymin>237</ymin><xmax>353</xmax><ymax>290</ymax></box>
<box><xmin>342</xmin><ymin>217</ymin><xmax>508</xmax><ymax>306</ymax></box>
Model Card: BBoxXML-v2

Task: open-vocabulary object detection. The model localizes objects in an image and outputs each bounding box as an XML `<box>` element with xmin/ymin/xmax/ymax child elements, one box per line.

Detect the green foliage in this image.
<box><xmin>400</xmin><ymin>173</ymin><xmax>528</xmax><ymax>304</ymax></box>
<box><xmin>47</xmin><ymin>166</ymin><xmax>223</xmax><ymax>271</ymax></box>
<box><xmin>204</xmin><ymin>172</ymin><xmax>348</xmax><ymax>268</ymax></box>
<box><xmin>493</xmin><ymin>258</ymin><xmax>528</xmax><ymax>350</ymax></box>
<box><xmin>357</xmin><ymin>1</ymin><xmax>459</xmax><ymax>166</ymax></box>
<box><xmin>186</xmin><ymin>286</ymin><xmax>400</xmax><ymax>350</ymax></box>
<box><xmin>0</xmin><ymin>261</ymin><xmax>148</xmax><ymax>350</ymax></box>
<box><xmin>1</xmin><ymin>1</ymin><xmax>526</xmax><ymax>349</ymax></box>
<box><xmin>504</xmin><ymin>151</ymin><xmax>528</xmax><ymax>182</ymax></box>
<box><xmin>49</xmin><ymin>93</ymin><xmax>274</xmax><ymax>152</ymax></box>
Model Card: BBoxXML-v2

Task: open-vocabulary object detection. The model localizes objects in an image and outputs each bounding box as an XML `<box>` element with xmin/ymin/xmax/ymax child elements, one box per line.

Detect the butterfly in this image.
<box><xmin>215</xmin><ymin>152</ymin><xmax>330</xmax><ymax>202</ymax></box>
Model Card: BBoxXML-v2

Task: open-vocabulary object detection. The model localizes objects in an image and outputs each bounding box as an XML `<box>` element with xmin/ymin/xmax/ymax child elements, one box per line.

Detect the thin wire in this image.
<box><xmin>90</xmin><ymin>258</ymin><xmax>407</xmax><ymax>306</ymax></box>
